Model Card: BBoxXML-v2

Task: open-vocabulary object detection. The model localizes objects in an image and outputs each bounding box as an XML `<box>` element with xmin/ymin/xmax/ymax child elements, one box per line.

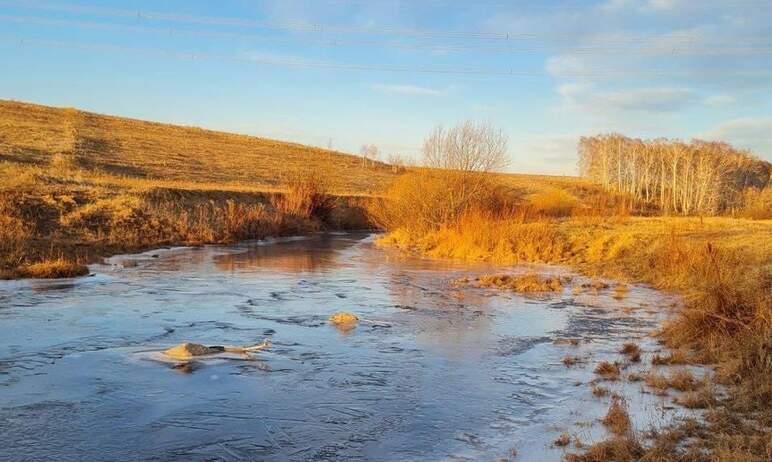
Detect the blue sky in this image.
<box><xmin>1</xmin><ymin>0</ymin><xmax>771</xmax><ymax>174</ymax></box>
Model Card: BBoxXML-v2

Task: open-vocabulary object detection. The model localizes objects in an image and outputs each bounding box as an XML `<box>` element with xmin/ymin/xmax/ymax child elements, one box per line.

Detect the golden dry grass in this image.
<box><xmin>0</xmin><ymin>100</ymin><xmax>397</xmax><ymax>277</ymax></box>
<box><xmin>15</xmin><ymin>257</ymin><xmax>89</xmax><ymax>279</ymax></box>
<box><xmin>602</xmin><ymin>396</ymin><xmax>632</xmax><ymax>436</ymax></box>
<box><xmin>594</xmin><ymin>361</ymin><xmax>622</xmax><ymax>380</ymax></box>
<box><xmin>592</xmin><ymin>385</ymin><xmax>610</xmax><ymax>397</ymax></box>
<box><xmin>0</xmin><ymin>160</ymin><xmax>368</xmax><ymax>278</ymax></box>
<box><xmin>377</xmin><ymin>203</ymin><xmax>770</xmax><ymax>458</ymax></box>
<box><xmin>554</xmin><ymin>433</ymin><xmax>572</xmax><ymax>447</ymax></box>
<box><xmin>645</xmin><ymin>369</ymin><xmax>699</xmax><ymax>393</ymax></box>
<box><xmin>619</xmin><ymin>343</ymin><xmax>642</xmax><ymax>363</ymax></box>
<box><xmin>563</xmin><ymin>355</ymin><xmax>583</xmax><ymax>367</ymax></box>
<box><xmin>0</xmin><ymin>99</ymin><xmax>395</xmax><ymax>195</ymax></box>
<box><xmin>475</xmin><ymin>273</ymin><xmax>564</xmax><ymax>293</ymax></box>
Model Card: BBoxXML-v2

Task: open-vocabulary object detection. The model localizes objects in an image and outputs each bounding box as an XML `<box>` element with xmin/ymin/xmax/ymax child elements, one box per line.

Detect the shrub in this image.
<box><xmin>368</xmin><ymin>170</ymin><xmax>509</xmax><ymax>233</ymax></box>
<box><xmin>528</xmin><ymin>188</ymin><xmax>578</xmax><ymax>217</ymax></box>
<box><xmin>273</xmin><ymin>174</ymin><xmax>335</xmax><ymax>221</ymax></box>
<box><xmin>0</xmin><ymin>210</ymin><xmax>31</xmax><ymax>268</ymax></box>
<box><xmin>739</xmin><ymin>186</ymin><xmax>772</xmax><ymax>220</ymax></box>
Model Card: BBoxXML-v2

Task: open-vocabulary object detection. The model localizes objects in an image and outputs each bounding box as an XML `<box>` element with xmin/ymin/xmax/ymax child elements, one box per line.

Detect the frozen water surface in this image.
<box><xmin>0</xmin><ymin>234</ymin><xmax>699</xmax><ymax>461</ymax></box>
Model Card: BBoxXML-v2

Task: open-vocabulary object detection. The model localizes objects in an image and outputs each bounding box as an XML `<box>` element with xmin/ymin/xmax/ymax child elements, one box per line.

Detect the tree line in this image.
<box><xmin>578</xmin><ymin>134</ymin><xmax>771</xmax><ymax>215</ymax></box>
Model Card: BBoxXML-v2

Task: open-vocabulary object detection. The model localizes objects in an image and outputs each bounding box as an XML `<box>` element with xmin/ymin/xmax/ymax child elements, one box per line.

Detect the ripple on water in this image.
<box><xmin>0</xmin><ymin>234</ymin><xmax>698</xmax><ymax>461</ymax></box>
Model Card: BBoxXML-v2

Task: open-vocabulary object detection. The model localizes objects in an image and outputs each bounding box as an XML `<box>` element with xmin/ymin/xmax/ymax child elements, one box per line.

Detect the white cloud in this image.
<box><xmin>558</xmin><ymin>84</ymin><xmax>695</xmax><ymax>113</ymax></box>
<box><xmin>699</xmin><ymin>117</ymin><xmax>772</xmax><ymax>159</ymax></box>
<box><xmin>371</xmin><ymin>84</ymin><xmax>445</xmax><ymax>96</ymax></box>
<box><xmin>704</xmin><ymin>94</ymin><xmax>736</xmax><ymax>106</ymax></box>
<box><xmin>604</xmin><ymin>88</ymin><xmax>695</xmax><ymax>111</ymax></box>
<box><xmin>513</xmin><ymin>134</ymin><xmax>581</xmax><ymax>175</ymax></box>
<box><xmin>241</xmin><ymin>51</ymin><xmax>324</xmax><ymax>67</ymax></box>
<box><xmin>646</xmin><ymin>0</ymin><xmax>680</xmax><ymax>11</ymax></box>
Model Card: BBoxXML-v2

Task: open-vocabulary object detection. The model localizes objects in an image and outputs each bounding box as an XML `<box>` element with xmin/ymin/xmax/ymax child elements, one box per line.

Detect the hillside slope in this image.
<box><xmin>0</xmin><ymin>99</ymin><xmax>395</xmax><ymax>194</ymax></box>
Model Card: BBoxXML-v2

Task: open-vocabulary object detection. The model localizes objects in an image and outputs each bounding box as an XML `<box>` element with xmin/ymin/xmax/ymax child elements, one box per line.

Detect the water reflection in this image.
<box><xmin>0</xmin><ymin>234</ymin><xmax>688</xmax><ymax>462</ymax></box>
<box><xmin>214</xmin><ymin>235</ymin><xmax>361</xmax><ymax>273</ymax></box>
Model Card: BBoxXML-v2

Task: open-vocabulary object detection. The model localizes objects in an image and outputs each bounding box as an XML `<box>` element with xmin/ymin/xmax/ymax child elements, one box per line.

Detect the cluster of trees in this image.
<box><xmin>578</xmin><ymin>134</ymin><xmax>770</xmax><ymax>215</ymax></box>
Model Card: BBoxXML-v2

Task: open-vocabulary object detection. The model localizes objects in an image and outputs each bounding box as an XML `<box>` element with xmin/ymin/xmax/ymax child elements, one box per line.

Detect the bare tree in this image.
<box><xmin>387</xmin><ymin>153</ymin><xmax>409</xmax><ymax>173</ymax></box>
<box><xmin>423</xmin><ymin>121</ymin><xmax>509</xmax><ymax>173</ymax></box>
<box><xmin>359</xmin><ymin>144</ymin><xmax>379</xmax><ymax>168</ymax></box>
<box><xmin>578</xmin><ymin>134</ymin><xmax>771</xmax><ymax>215</ymax></box>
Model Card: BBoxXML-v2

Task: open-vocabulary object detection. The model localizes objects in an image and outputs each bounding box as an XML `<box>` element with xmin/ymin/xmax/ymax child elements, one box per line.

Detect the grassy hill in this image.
<box><xmin>0</xmin><ymin>98</ymin><xmax>606</xmax><ymax>278</ymax></box>
<box><xmin>0</xmin><ymin>99</ymin><xmax>396</xmax><ymax>195</ymax></box>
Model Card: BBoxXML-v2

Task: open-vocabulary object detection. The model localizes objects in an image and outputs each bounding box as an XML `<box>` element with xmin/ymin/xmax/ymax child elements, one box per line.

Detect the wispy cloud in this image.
<box><xmin>558</xmin><ymin>84</ymin><xmax>696</xmax><ymax>113</ymax></box>
<box><xmin>371</xmin><ymin>83</ymin><xmax>445</xmax><ymax>96</ymax></box>
<box><xmin>703</xmin><ymin>94</ymin><xmax>736</xmax><ymax>106</ymax></box>
<box><xmin>699</xmin><ymin>117</ymin><xmax>772</xmax><ymax>159</ymax></box>
<box><xmin>240</xmin><ymin>51</ymin><xmax>325</xmax><ymax>67</ymax></box>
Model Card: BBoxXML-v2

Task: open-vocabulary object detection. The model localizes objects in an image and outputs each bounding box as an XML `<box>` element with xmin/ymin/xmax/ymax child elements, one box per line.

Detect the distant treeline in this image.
<box><xmin>578</xmin><ymin>134</ymin><xmax>771</xmax><ymax>215</ymax></box>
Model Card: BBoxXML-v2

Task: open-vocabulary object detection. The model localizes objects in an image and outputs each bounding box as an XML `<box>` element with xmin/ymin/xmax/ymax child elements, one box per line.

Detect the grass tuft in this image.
<box><xmin>16</xmin><ymin>258</ymin><xmax>89</xmax><ymax>279</ymax></box>
<box><xmin>619</xmin><ymin>343</ymin><xmax>642</xmax><ymax>363</ymax></box>
<box><xmin>602</xmin><ymin>396</ymin><xmax>632</xmax><ymax>436</ymax></box>
<box><xmin>594</xmin><ymin>361</ymin><xmax>622</xmax><ymax>380</ymax></box>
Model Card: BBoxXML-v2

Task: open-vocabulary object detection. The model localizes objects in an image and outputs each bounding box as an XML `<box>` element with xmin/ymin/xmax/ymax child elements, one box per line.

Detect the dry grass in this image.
<box><xmin>376</xmin><ymin>203</ymin><xmax>771</xmax><ymax>459</ymax></box>
<box><xmin>594</xmin><ymin>361</ymin><xmax>622</xmax><ymax>380</ymax></box>
<box><xmin>554</xmin><ymin>338</ymin><xmax>582</xmax><ymax>346</ymax></box>
<box><xmin>592</xmin><ymin>385</ymin><xmax>610</xmax><ymax>397</ymax></box>
<box><xmin>620</xmin><ymin>343</ymin><xmax>642</xmax><ymax>363</ymax></box>
<box><xmin>564</xmin><ymin>437</ymin><xmax>643</xmax><ymax>462</ymax></box>
<box><xmin>602</xmin><ymin>396</ymin><xmax>632</xmax><ymax>436</ymax></box>
<box><xmin>475</xmin><ymin>273</ymin><xmax>564</xmax><ymax>293</ymax></box>
<box><xmin>645</xmin><ymin>369</ymin><xmax>699</xmax><ymax>393</ymax></box>
<box><xmin>0</xmin><ymin>100</ymin><xmax>391</xmax><ymax>277</ymax></box>
<box><xmin>563</xmin><ymin>355</ymin><xmax>583</xmax><ymax>367</ymax></box>
<box><xmin>554</xmin><ymin>433</ymin><xmax>572</xmax><ymax>447</ymax></box>
<box><xmin>651</xmin><ymin>350</ymin><xmax>689</xmax><ymax>365</ymax></box>
<box><xmin>0</xmin><ymin>100</ymin><xmax>394</xmax><ymax>195</ymax></box>
<box><xmin>16</xmin><ymin>257</ymin><xmax>89</xmax><ymax>279</ymax></box>
<box><xmin>0</xmin><ymin>159</ymin><xmax>369</xmax><ymax>277</ymax></box>
<box><xmin>675</xmin><ymin>384</ymin><xmax>717</xmax><ymax>409</ymax></box>
<box><xmin>613</xmin><ymin>284</ymin><xmax>630</xmax><ymax>300</ymax></box>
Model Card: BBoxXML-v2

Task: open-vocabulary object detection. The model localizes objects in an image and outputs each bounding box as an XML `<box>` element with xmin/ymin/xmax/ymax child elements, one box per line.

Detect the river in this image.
<box><xmin>0</xmin><ymin>233</ymin><xmax>694</xmax><ymax>461</ymax></box>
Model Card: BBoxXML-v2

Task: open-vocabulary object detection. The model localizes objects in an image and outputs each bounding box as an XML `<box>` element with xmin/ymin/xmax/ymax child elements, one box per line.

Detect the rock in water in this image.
<box><xmin>163</xmin><ymin>342</ymin><xmax>215</xmax><ymax>359</ymax></box>
<box><xmin>328</xmin><ymin>312</ymin><xmax>359</xmax><ymax>329</ymax></box>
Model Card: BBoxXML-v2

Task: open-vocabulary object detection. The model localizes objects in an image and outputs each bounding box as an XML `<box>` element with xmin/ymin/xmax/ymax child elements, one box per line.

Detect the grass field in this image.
<box><xmin>0</xmin><ymin>99</ymin><xmax>397</xmax><ymax>195</ymax></box>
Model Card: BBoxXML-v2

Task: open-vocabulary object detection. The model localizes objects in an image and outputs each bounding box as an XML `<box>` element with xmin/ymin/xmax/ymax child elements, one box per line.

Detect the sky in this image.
<box><xmin>1</xmin><ymin>0</ymin><xmax>771</xmax><ymax>175</ymax></box>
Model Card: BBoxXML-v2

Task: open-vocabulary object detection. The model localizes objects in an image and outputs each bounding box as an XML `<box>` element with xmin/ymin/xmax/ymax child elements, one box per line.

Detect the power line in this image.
<box><xmin>4</xmin><ymin>0</ymin><xmax>770</xmax><ymax>44</ymax></box>
<box><xmin>5</xmin><ymin>35</ymin><xmax>772</xmax><ymax>80</ymax></box>
<box><xmin>2</xmin><ymin>14</ymin><xmax>771</xmax><ymax>57</ymax></box>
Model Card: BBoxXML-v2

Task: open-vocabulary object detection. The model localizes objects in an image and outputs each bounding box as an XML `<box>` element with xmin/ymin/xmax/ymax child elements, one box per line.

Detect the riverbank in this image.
<box><xmin>378</xmin><ymin>214</ymin><xmax>772</xmax><ymax>460</ymax></box>
<box><xmin>0</xmin><ymin>162</ymin><xmax>372</xmax><ymax>279</ymax></box>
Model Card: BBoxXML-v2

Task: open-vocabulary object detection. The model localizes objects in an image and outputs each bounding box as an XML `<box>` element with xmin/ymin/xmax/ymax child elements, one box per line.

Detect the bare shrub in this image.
<box><xmin>423</xmin><ymin>121</ymin><xmax>509</xmax><ymax>173</ymax></box>
<box><xmin>0</xmin><ymin>212</ymin><xmax>31</xmax><ymax>268</ymax></box>
<box><xmin>273</xmin><ymin>174</ymin><xmax>335</xmax><ymax>221</ymax></box>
